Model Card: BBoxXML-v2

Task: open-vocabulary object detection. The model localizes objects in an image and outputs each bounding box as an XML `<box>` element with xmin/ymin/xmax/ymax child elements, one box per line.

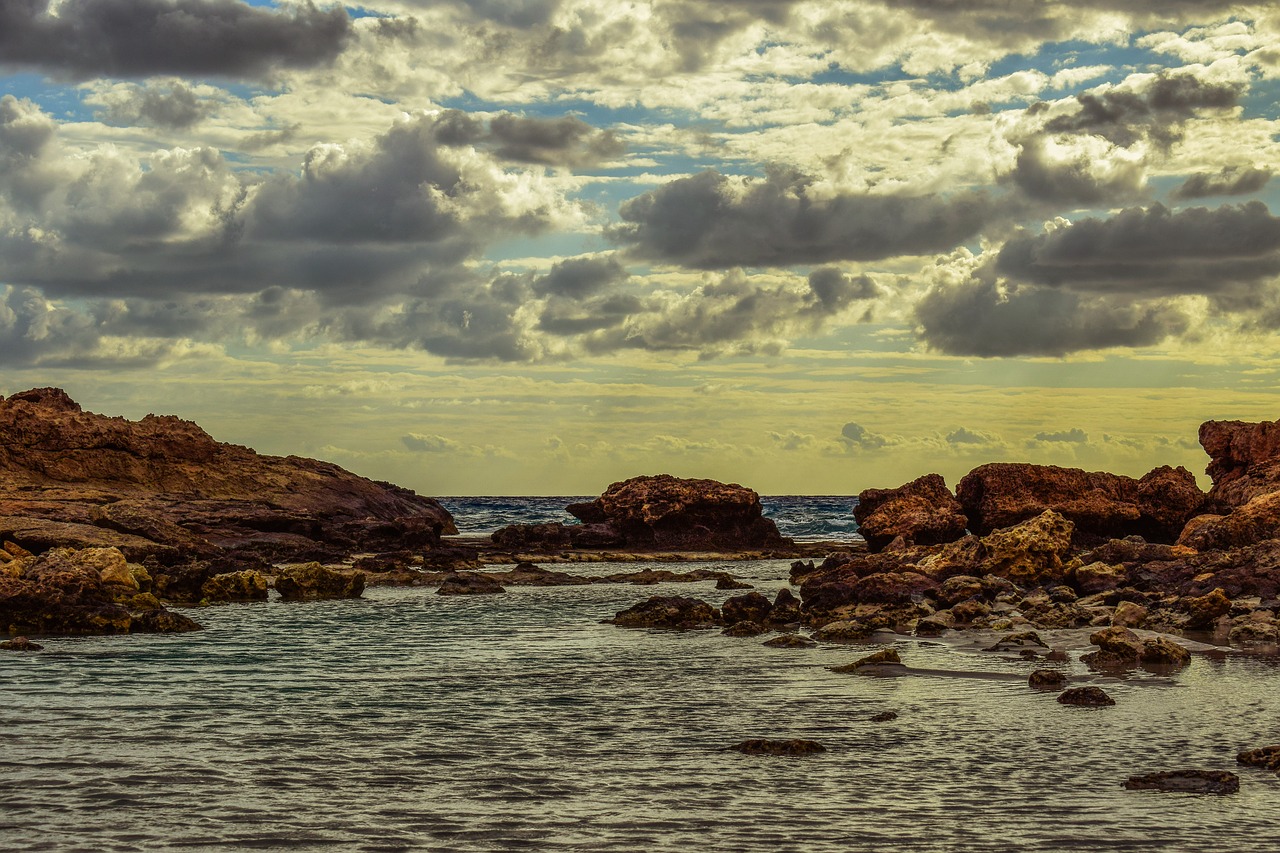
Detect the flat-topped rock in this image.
<box><xmin>957</xmin><ymin>463</ymin><xmax>1202</xmax><ymax>543</ymax></box>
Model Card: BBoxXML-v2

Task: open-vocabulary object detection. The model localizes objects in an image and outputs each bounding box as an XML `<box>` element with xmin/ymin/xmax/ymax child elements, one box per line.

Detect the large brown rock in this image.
<box><xmin>0</xmin><ymin>388</ymin><xmax>456</xmax><ymax>562</ymax></box>
<box><xmin>1200</xmin><ymin>418</ymin><xmax>1280</xmax><ymax>507</ymax></box>
<box><xmin>0</xmin><ymin>546</ymin><xmax>201</xmax><ymax>635</ymax></box>
<box><xmin>976</xmin><ymin>510</ymin><xmax>1075</xmax><ymax>588</ymax></box>
<box><xmin>567</xmin><ymin>474</ymin><xmax>789</xmax><ymax>551</ymax></box>
<box><xmin>1178</xmin><ymin>492</ymin><xmax>1280</xmax><ymax>551</ymax></box>
<box><xmin>854</xmin><ymin>474</ymin><xmax>968</xmax><ymax>552</ymax></box>
<box><xmin>957</xmin><ymin>463</ymin><xmax>1203</xmax><ymax>543</ymax></box>
<box><xmin>610</xmin><ymin>595</ymin><xmax>719</xmax><ymax>629</ymax></box>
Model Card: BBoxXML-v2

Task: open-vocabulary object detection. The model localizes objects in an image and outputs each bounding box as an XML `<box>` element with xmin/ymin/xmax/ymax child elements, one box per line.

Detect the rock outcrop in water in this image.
<box><xmin>854</xmin><ymin>473</ymin><xmax>968</xmax><ymax>552</ymax></box>
<box><xmin>0</xmin><ymin>388</ymin><xmax>456</xmax><ymax>566</ymax></box>
<box><xmin>494</xmin><ymin>474</ymin><xmax>790</xmax><ymax>553</ymax></box>
<box><xmin>0</xmin><ymin>545</ymin><xmax>201</xmax><ymax>635</ymax></box>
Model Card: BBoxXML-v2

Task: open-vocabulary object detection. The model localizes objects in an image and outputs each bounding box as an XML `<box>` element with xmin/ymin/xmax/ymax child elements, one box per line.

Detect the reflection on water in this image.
<box><xmin>3</xmin><ymin>559</ymin><xmax>1278</xmax><ymax>852</ymax></box>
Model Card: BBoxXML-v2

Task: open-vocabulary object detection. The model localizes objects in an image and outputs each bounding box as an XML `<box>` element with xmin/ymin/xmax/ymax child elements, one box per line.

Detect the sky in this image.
<box><xmin>1</xmin><ymin>0</ymin><xmax>1279</xmax><ymax>496</ymax></box>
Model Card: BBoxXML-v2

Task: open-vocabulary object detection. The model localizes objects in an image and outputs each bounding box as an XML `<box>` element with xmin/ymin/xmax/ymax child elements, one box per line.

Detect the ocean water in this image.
<box><xmin>4</xmin><ymin>556</ymin><xmax>1280</xmax><ymax>852</ymax></box>
<box><xmin>439</xmin><ymin>495</ymin><xmax>862</xmax><ymax>543</ymax></box>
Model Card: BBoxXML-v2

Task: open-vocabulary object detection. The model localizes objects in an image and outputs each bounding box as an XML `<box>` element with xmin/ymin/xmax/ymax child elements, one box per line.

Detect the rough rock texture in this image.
<box><xmin>854</xmin><ymin>474</ymin><xmax>968</xmax><ymax>552</ymax></box>
<box><xmin>957</xmin><ymin>463</ymin><xmax>1203</xmax><ymax>543</ymax></box>
<box><xmin>0</xmin><ymin>546</ymin><xmax>201</xmax><ymax>635</ymax></box>
<box><xmin>0</xmin><ymin>388</ymin><xmax>456</xmax><ymax>565</ymax></box>
<box><xmin>729</xmin><ymin>739</ymin><xmax>825</xmax><ymax>756</ymax></box>
<box><xmin>1057</xmin><ymin>686</ymin><xmax>1115</xmax><ymax>706</ymax></box>
<box><xmin>568</xmin><ymin>475</ymin><xmax>789</xmax><ymax>550</ymax></box>
<box><xmin>1123</xmin><ymin>770</ymin><xmax>1239</xmax><ymax>794</ymax></box>
<box><xmin>437</xmin><ymin>573</ymin><xmax>506</xmax><ymax>595</ymax></box>
<box><xmin>721</xmin><ymin>592</ymin><xmax>772</xmax><ymax>626</ymax></box>
<box><xmin>1237</xmin><ymin>745</ymin><xmax>1280</xmax><ymax>773</ymax></box>
<box><xmin>1200</xmin><ymin>418</ymin><xmax>1280</xmax><ymax>507</ymax></box>
<box><xmin>200</xmin><ymin>570</ymin><xmax>269</xmax><ymax>604</ymax></box>
<box><xmin>831</xmin><ymin>648</ymin><xmax>902</xmax><ymax>672</ymax></box>
<box><xmin>1178</xmin><ymin>492</ymin><xmax>1280</xmax><ymax>551</ymax></box>
<box><xmin>1</xmin><ymin>636</ymin><xmax>42</xmax><ymax>651</ymax></box>
<box><xmin>274</xmin><ymin>563</ymin><xmax>365</xmax><ymax>602</ymax></box>
<box><xmin>610</xmin><ymin>595</ymin><xmax>718</xmax><ymax>629</ymax></box>
<box><xmin>977</xmin><ymin>510</ymin><xmax>1075</xmax><ymax>587</ymax></box>
<box><xmin>762</xmin><ymin>633</ymin><xmax>816</xmax><ymax>648</ymax></box>
<box><xmin>1029</xmin><ymin>669</ymin><xmax>1068</xmax><ymax>689</ymax></box>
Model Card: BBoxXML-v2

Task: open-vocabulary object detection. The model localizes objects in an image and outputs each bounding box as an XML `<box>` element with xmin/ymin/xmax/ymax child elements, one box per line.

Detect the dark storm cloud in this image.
<box><xmin>488</xmin><ymin>114</ymin><xmax>623</xmax><ymax>167</ymax></box>
<box><xmin>531</xmin><ymin>256</ymin><xmax>628</xmax><ymax>298</ymax></box>
<box><xmin>840</xmin><ymin>422</ymin><xmax>887</xmax><ymax>449</ymax></box>
<box><xmin>94</xmin><ymin>81</ymin><xmax>213</xmax><ymax>129</ymax></box>
<box><xmin>1173</xmin><ymin>166</ymin><xmax>1272</xmax><ymax>200</ymax></box>
<box><xmin>1010</xmin><ymin>136</ymin><xmax>1146</xmax><ymax>204</ymax></box>
<box><xmin>914</xmin><ymin>269</ymin><xmax>1190</xmax><ymax>357</ymax></box>
<box><xmin>807</xmin><ymin>268</ymin><xmax>881</xmax><ymax>310</ymax></box>
<box><xmin>0</xmin><ymin>0</ymin><xmax>352</xmax><ymax>81</ymax></box>
<box><xmin>994</xmin><ymin>202</ymin><xmax>1280</xmax><ymax>296</ymax></box>
<box><xmin>1042</xmin><ymin>73</ymin><xmax>1239</xmax><ymax>149</ymax></box>
<box><xmin>612</xmin><ymin>169</ymin><xmax>1000</xmax><ymax>269</ymax></box>
<box><xmin>538</xmin><ymin>293</ymin><xmax>643</xmax><ymax>335</ymax></box>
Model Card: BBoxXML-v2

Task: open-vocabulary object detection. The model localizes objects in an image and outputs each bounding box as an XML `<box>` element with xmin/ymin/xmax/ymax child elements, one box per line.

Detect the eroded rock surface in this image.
<box><xmin>854</xmin><ymin>474</ymin><xmax>968</xmax><ymax>552</ymax></box>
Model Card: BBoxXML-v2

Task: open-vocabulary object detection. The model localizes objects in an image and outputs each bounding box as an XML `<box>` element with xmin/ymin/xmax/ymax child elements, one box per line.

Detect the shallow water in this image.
<box><xmin>4</xmin><ymin>559</ymin><xmax>1279</xmax><ymax>852</ymax></box>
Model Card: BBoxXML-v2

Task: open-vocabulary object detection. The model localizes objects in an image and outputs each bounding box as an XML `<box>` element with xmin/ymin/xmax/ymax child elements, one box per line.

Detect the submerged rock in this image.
<box><xmin>722</xmin><ymin>620</ymin><xmax>768</xmax><ymax>637</ymax></box>
<box><xmin>1029</xmin><ymin>669</ymin><xmax>1068</xmax><ymax>689</ymax></box>
<box><xmin>1123</xmin><ymin>770</ymin><xmax>1239</xmax><ymax>794</ymax></box>
<box><xmin>831</xmin><ymin>648</ymin><xmax>901</xmax><ymax>672</ymax></box>
<box><xmin>1</xmin><ymin>636</ymin><xmax>42</xmax><ymax>651</ymax></box>
<box><xmin>1057</xmin><ymin>686</ymin><xmax>1115</xmax><ymax>706</ymax></box>
<box><xmin>437</xmin><ymin>572</ymin><xmax>506</xmax><ymax>595</ymax></box>
<box><xmin>729</xmin><ymin>739</ymin><xmax>826</xmax><ymax>756</ymax></box>
<box><xmin>1237</xmin><ymin>745</ymin><xmax>1280</xmax><ymax>773</ymax></box>
<box><xmin>762</xmin><ymin>633</ymin><xmax>816</xmax><ymax>648</ymax></box>
<box><xmin>870</xmin><ymin>711</ymin><xmax>898</xmax><ymax>722</ymax></box>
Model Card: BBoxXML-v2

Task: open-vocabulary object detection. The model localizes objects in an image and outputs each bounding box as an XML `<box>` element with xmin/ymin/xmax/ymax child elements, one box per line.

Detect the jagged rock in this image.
<box><xmin>200</xmin><ymin>570</ymin><xmax>269</xmax><ymax>603</ymax></box>
<box><xmin>437</xmin><ymin>572</ymin><xmax>506</xmax><ymax>595</ymax></box>
<box><xmin>1237</xmin><ymin>745</ymin><xmax>1280</xmax><ymax>773</ymax></box>
<box><xmin>722</xmin><ymin>620</ymin><xmax>768</xmax><ymax>637</ymax></box>
<box><xmin>831</xmin><ymin>648</ymin><xmax>901</xmax><ymax>672</ymax></box>
<box><xmin>610</xmin><ymin>595</ymin><xmax>718</xmax><ymax>629</ymax></box>
<box><xmin>1200</xmin><ymin>418</ymin><xmax>1280</xmax><ymax>507</ymax></box>
<box><xmin>421</xmin><ymin>544</ymin><xmax>481</xmax><ymax>571</ymax></box>
<box><xmin>1073</xmin><ymin>561</ymin><xmax>1129</xmax><ymax>594</ymax></box>
<box><xmin>1</xmin><ymin>636</ymin><xmax>42</xmax><ymax>651</ymax></box>
<box><xmin>1229</xmin><ymin>616</ymin><xmax>1279</xmax><ymax>646</ymax></box>
<box><xmin>1057</xmin><ymin>686</ymin><xmax>1115</xmax><ymax>706</ymax></box>
<box><xmin>957</xmin><ymin>463</ymin><xmax>1202</xmax><ymax>543</ymax></box>
<box><xmin>933</xmin><ymin>575</ymin><xmax>985</xmax><ymax>607</ymax></box>
<box><xmin>763</xmin><ymin>633</ymin><xmax>816</xmax><ymax>648</ymax></box>
<box><xmin>1178</xmin><ymin>492</ymin><xmax>1280</xmax><ymax>551</ymax></box>
<box><xmin>1029</xmin><ymin>669</ymin><xmax>1068</xmax><ymax>689</ymax></box>
<box><xmin>715</xmin><ymin>577</ymin><xmax>752</xmax><ymax>590</ymax></box>
<box><xmin>1112</xmin><ymin>600</ymin><xmax>1148</xmax><ymax>628</ymax></box>
<box><xmin>1082</xmin><ymin>626</ymin><xmax>1144</xmax><ymax>669</ymax></box>
<box><xmin>1183</xmin><ymin>588</ymin><xmax>1231</xmax><ymax>629</ymax></box>
<box><xmin>0</xmin><ymin>546</ymin><xmax>201</xmax><ymax>635</ymax></box>
<box><xmin>721</xmin><ymin>592</ymin><xmax>772</xmax><ymax>625</ymax></box>
<box><xmin>274</xmin><ymin>563</ymin><xmax>365</xmax><ymax>602</ymax></box>
<box><xmin>568</xmin><ymin>474</ymin><xmax>789</xmax><ymax>550</ymax></box>
<box><xmin>0</xmin><ymin>388</ymin><xmax>455</xmax><ymax>560</ymax></box>
<box><xmin>768</xmin><ymin>588</ymin><xmax>803</xmax><ymax>623</ymax></box>
<box><xmin>950</xmin><ymin>599</ymin><xmax>991</xmax><ymax>623</ymax></box>
<box><xmin>854</xmin><ymin>474</ymin><xmax>968</xmax><ymax>552</ymax></box>
<box><xmin>1123</xmin><ymin>770</ymin><xmax>1239</xmax><ymax>794</ymax></box>
<box><xmin>977</xmin><ymin>510</ymin><xmax>1075</xmax><ymax>587</ymax></box>
<box><xmin>729</xmin><ymin>739</ymin><xmax>825</xmax><ymax>756</ymax></box>
<box><xmin>915</xmin><ymin>611</ymin><xmax>955</xmax><ymax>635</ymax></box>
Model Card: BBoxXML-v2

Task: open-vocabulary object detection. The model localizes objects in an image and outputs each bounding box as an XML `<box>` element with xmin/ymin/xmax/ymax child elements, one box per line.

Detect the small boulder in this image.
<box><xmin>763</xmin><ymin>633</ymin><xmax>816</xmax><ymax>649</ymax></box>
<box><xmin>1123</xmin><ymin>770</ymin><xmax>1239</xmax><ymax>795</ymax></box>
<box><xmin>1139</xmin><ymin>636</ymin><xmax>1192</xmax><ymax>669</ymax></box>
<box><xmin>201</xmin><ymin>570</ymin><xmax>269</xmax><ymax>603</ymax></box>
<box><xmin>870</xmin><ymin>711</ymin><xmax>898</xmax><ymax>722</ymax></box>
<box><xmin>1073</xmin><ymin>561</ymin><xmax>1129</xmax><ymax>594</ymax></box>
<box><xmin>985</xmin><ymin>631</ymin><xmax>1047</xmax><ymax>652</ymax></box>
<box><xmin>1183</xmin><ymin>588</ymin><xmax>1232</xmax><ymax>630</ymax></box>
<box><xmin>721</xmin><ymin>592</ymin><xmax>772</xmax><ymax>626</ymax></box>
<box><xmin>1057</xmin><ymin>686</ymin><xmax>1115</xmax><ymax>706</ymax></box>
<box><xmin>715</xmin><ymin>577</ymin><xmax>752</xmax><ymax>590</ymax></box>
<box><xmin>1112</xmin><ymin>601</ymin><xmax>1148</xmax><ymax>628</ymax></box>
<box><xmin>812</xmin><ymin>619</ymin><xmax>871</xmax><ymax>642</ymax></box>
<box><xmin>1029</xmin><ymin>669</ymin><xmax>1067</xmax><ymax>689</ymax></box>
<box><xmin>729</xmin><ymin>739</ymin><xmax>826</xmax><ymax>756</ymax></box>
<box><xmin>978</xmin><ymin>510</ymin><xmax>1075</xmax><ymax>588</ymax></box>
<box><xmin>1</xmin><ymin>636</ymin><xmax>43</xmax><ymax>651</ymax></box>
<box><xmin>1237</xmin><ymin>745</ymin><xmax>1280</xmax><ymax>773</ymax></box>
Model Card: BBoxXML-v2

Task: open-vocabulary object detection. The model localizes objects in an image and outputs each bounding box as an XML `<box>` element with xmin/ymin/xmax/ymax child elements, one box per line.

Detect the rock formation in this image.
<box><xmin>956</xmin><ymin>462</ymin><xmax>1203</xmax><ymax>543</ymax></box>
<box><xmin>854</xmin><ymin>473</ymin><xmax>968</xmax><ymax>552</ymax></box>
<box><xmin>0</xmin><ymin>388</ymin><xmax>456</xmax><ymax>563</ymax></box>
<box><xmin>494</xmin><ymin>474</ymin><xmax>790</xmax><ymax>553</ymax></box>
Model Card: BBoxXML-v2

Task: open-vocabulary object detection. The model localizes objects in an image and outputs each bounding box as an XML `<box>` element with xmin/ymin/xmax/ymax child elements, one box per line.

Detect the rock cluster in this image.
<box><xmin>494</xmin><ymin>474</ymin><xmax>790</xmax><ymax>553</ymax></box>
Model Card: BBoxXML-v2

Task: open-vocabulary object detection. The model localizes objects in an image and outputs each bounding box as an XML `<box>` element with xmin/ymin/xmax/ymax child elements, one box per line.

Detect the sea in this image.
<box><xmin>4</xmin><ymin>496</ymin><xmax>1280</xmax><ymax>852</ymax></box>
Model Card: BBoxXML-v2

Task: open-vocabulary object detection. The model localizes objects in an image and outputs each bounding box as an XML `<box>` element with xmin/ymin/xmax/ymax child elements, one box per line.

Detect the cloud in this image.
<box><xmin>993</xmin><ymin>202</ymin><xmax>1280</xmax><ymax>297</ymax></box>
<box><xmin>401</xmin><ymin>431</ymin><xmax>513</xmax><ymax>458</ymax></box>
<box><xmin>612</xmin><ymin>168</ymin><xmax>1001</xmax><ymax>269</ymax></box>
<box><xmin>914</xmin><ymin>248</ymin><xmax>1192</xmax><ymax>357</ymax></box>
<box><xmin>946</xmin><ymin>426</ymin><xmax>1002</xmax><ymax>446</ymax></box>
<box><xmin>1173</xmin><ymin>165</ymin><xmax>1272</xmax><ymax>200</ymax></box>
<box><xmin>86</xmin><ymin>79</ymin><xmax>219</xmax><ymax>129</ymax></box>
<box><xmin>0</xmin><ymin>0</ymin><xmax>352</xmax><ymax>81</ymax></box>
<box><xmin>1033</xmin><ymin>427</ymin><xmax>1089</xmax><ymax>443</ymax></box>
<box><xmin>840</xmin><ymin>422</ymin><xmax>887</xmax><ymax>449</ymax></box>
<box><xmin>487</xmin><ymin>113</ymin><xmax>624</xmax><ymax>167</ymax></box>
